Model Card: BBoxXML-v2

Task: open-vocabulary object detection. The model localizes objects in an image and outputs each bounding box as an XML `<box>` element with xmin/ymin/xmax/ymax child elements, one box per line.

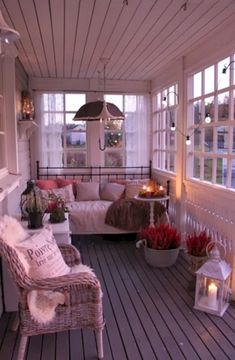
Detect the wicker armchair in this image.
<box><xmin>0</xmin><ymin>240</ymin><xmax>104</xmax><ymax>360</ymax></box>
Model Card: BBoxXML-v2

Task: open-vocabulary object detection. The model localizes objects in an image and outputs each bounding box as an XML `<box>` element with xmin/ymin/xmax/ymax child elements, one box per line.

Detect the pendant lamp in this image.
<box><xmin>0</xmin><ymin>10</ymin><xmax>20</xmax><ymax>51</ymax></box>
<box><xmin>73</xmin><ymin>59</ymin><xmax>124</xmax><ymax>150</ymax></box>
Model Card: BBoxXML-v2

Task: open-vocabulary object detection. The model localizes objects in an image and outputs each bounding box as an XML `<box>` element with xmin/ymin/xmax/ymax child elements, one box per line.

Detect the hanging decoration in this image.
<box><xmin>73</xmin><ymin>58</ymin><xmax>124</xmax><ymax>151</ymax></box>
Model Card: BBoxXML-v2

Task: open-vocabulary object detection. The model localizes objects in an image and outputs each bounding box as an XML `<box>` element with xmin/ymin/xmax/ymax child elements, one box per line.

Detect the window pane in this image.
<box><xmin>218</xmin><ymin>57</ymin><xmax>230</xmax><ymax>90</ymax></box>
<box><xmin>204</xmin><ymin>128</ymin><xmax>213</xmax><ymax>152</ymax></box>
<box><xmin>124</xmin><ymin>95</ymin><xmax>136</xmax><ymax>112</ymax></box>
<box><xmin>204</xmin><ymin>158</ymin><xmax>212</xmax><ymax>181</ymax></box>
<box><xmin>216</xmin><ymin>158</ymin><xmax>227</xmax><ymax>186</ymax></box>
<box><xmin>105</xmin><ymin>151</ymin><xmax>123</xmax><ymax>166</ymax></box>
<box><xmin>43</xmin><ymin>93</ymin><xmax>64</xmax><ymax>111</ymax></box>
<box><xmin>65</xmin><ymin>94</ymin><xmax>85</xmax><ymax>111</ymax></box>
<box><xmin>66</xmin><ymin>117</ymin><xmax>86</xmax><ymax>131</ymax></box>
<box><xmin>204</xmin><ymin>65</ymin><xmax>214</xmax><ymax>94</ymax></box>
<box><xmin>169</xmin><ymin>154</ymin><xmax>175</xmax><ymax>172</ymax></box>
<box><xmin>66</xmin><ymin>132</ymin><xmax>86</xmax><ymax>148</ymax></box>
<box><xmin>233</xmin><ymin>126</ymin><xmax>235</xmax><ymax>153</ymax></box>
<box><xmin>105</xmin><ymin>95</ymin><xmax>123</xmax><ymax>111</ymax></box>
<box><xmin>105</xmin><ymin>132</ymin><xmax>122</xmax><ymax>148</ymax></box>
<box><xmin>231</xmin><ymin>159</ymin><xmax>235</xmax><ymax>188</ymax></box>
<box><xmin>218</xmin><ymin>92</ymin><xmax>229</xmax><ymax>121</ymax></box>
<box><xmin>65</xmin><ymin>151</ymin><xmax>86</xmax><ymax>167</ymax></box>
<box><xmin>104</xmin><ymin>119</ymin><xmax>123</xmax><ymax>131</ymax></box>
<box><xmin>193</xmin><ymin>156</ymin><xmax>200</xmax><ymax>179</ymax></box>
<box><xmin>193</xmin><ymin>72</ymin><xmax>202</xmax><ymax>97</ymax></box>
<box><xmin>193</xmin><ymin>100</ymin><xmax>201</xmax><ymax>124</ymax></box>
<box><xmin>205</xmin><ymin>97</ymin><xmax>214</xmax><ymax>123</ymax></box>
<box><xmin>194</xmin><ymin>128</ymin><xmax>201</xmax><ymax>151</ymax></box>
<box><xmin>217</xmin><ymin>126</ymin><xmax>228</xmax><ymax>153</ymax></box>
<box><xmin>43</xmin><ymin>113</ymin><xmax>64</xmax><ymax>127</ymax></box>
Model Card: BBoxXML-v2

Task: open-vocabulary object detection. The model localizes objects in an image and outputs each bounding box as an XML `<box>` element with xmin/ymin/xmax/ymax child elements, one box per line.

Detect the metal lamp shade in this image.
<box><xmin>73</xmin><ymin>100</ymin><xmax>124</xmax><ymax>121</ymax></box>
<box><xmin>0</xmin><ymin>10</ymin><xmax>20</xmax><ymax>43</ymax></box>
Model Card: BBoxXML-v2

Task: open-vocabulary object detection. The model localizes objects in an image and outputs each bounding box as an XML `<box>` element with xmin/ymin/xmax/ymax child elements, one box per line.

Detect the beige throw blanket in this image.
<box><xmin>105</xmin><ymin>198</ymin><xmax>168</xmax><ymax>231</ymax></box>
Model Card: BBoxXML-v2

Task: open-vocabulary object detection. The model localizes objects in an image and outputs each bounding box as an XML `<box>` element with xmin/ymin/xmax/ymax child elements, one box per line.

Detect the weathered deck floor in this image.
<box><xmin>0</xmin><ymin>235</ymin><xmax>235</xmax><ymax>359</ymax></box>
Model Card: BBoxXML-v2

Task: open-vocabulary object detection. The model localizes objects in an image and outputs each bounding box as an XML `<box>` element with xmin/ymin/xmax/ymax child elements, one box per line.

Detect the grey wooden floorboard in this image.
<box><xmin>118</xmin><ymin>242</ymin><xmax>199</xmax><ymax>360</ymax></box>
<box><xmin>1</xmin><ymin>237</ymin><xmax>235</xmax><ymax>360</ymax></box>
<box><xmin>41</xmin><ymin>333</ymin><xmax>56</xmax><ymax>360</ymax></box>
<box><xmin>70</xmin><ymin>329</ymin><xmax>84</xmax><ymax>360</ymax></box>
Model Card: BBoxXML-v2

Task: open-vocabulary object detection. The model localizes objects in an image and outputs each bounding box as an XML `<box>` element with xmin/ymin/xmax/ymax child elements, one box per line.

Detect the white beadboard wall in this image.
<box><xmin>0</xmin><ymin>59</ymin><xmax>29</xmax><ymax>316</ymax></box>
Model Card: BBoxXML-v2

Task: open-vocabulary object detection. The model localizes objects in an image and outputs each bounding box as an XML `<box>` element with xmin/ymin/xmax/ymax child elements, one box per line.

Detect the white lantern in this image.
<box><xmin>194</xmin><ymin>243</ymin><xmax>232</xmax><ymax>317</ymax></box>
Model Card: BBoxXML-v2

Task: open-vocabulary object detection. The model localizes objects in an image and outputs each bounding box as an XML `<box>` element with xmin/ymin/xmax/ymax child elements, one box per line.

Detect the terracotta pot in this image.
<box><xmin>144</xmin><ymin>246</ymin><xmax>180</xmax><ymax>267</ymax></box>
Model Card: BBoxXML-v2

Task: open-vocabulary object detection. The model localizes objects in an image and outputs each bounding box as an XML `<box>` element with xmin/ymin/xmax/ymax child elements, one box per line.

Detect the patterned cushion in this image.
<box><xmin>16</xmin><ymin>226</ymin><xmax>70</xmax><ymax>279</ymax></box>
<box><xmin>40</xmin><ymin>184</ymin><xmax>75</xmax><ymax>203</ymax></box>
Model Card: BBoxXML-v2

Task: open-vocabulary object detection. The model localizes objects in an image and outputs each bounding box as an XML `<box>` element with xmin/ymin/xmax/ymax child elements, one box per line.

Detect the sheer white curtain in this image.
<box><xmin>125</xmin><ymin>94</ymin><xmax>151</xmax><ymax>166</ymax></box>
<box><xmin>34</xmin><ymin>92</ymin><xmax>64</xmax><ymax>167</ymax></box>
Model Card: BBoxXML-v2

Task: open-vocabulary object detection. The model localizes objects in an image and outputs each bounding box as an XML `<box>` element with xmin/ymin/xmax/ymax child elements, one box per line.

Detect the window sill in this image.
<box><xmin>0</xmin><ymin>172</ymin><xmax>21</xmax><ymax>203</ymax></box>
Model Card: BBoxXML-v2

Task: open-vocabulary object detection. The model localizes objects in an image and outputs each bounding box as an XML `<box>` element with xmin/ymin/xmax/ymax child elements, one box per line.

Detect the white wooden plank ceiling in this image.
<box><xmin>1</xmin><ymin>0</ymin><xmax>235</xmax><ymax>81</ymax></box>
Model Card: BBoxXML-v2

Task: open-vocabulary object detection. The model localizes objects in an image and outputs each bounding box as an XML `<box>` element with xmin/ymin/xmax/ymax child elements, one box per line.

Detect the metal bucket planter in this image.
<box><xmin>144</xmin><ymin>246</ymin><xmax>180</xmax><ymax>267</ymax></box>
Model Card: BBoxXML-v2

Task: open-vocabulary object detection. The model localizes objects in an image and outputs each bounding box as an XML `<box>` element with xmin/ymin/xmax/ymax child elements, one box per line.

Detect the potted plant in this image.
<box><xmin>136</xmin><ymin>224</ymin><xmax>181</xmax><ymax>267</ymax></box>
<box><xmin>22</xmin><ymin>181</ymin><xmax>48</xmax><ymax>229</ymax></box>
<box><xmin>186</xmin><ymin>230</ymin><xmax>212</xmax><ymax>274</ymax></box>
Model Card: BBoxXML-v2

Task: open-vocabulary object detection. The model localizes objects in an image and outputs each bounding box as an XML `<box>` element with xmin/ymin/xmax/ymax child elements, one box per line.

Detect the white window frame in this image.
<box><xmin>187</xmin><ymin>54</ymin><xmax>235</xmax><ymax>190</ymax></box>
<box><xmin>152</xmin><ymin>84</ymin><xmax>178</xmax><ymax>173</ymax></box>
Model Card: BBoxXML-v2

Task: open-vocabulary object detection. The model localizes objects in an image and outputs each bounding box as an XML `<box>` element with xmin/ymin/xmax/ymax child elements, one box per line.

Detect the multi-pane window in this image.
<box><xmin>152</xmin><ymin>85</ymin><xmax>178</xmax><ymax>173</ymax></box>
<box><xmin>104</xmin><ymin>94</ymin><xmax>148</xmax><ymax>167</ymax></box>
<box><xmin>187</xmin><ymin>55</ymin><xmax>235</xmax><ymax>189</ymax></box>
<box><xmin>41</xmin><ymin>93</ymin><xmax>86</xmax><ymax>167</ymax></box>
<box><xmin>104</xmin><ymin>95</ymin><xmax>124</xmax><ymax>166</ymax></box>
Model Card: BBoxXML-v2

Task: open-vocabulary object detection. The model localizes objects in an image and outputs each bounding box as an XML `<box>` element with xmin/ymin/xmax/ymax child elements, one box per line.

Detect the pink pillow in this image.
<box><xmin>36</xmin><ymin>179</ymin><xmax>58</xmax><ymax>190</ymax></box>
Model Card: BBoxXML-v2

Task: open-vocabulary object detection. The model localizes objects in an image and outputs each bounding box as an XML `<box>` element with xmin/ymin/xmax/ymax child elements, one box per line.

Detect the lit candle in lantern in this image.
<box><xmin>208</xmin><ymin>282</ymin><xmax>218</xmax><ymax>309</ymax></box>
<box><xmin>142</xmin><ymin>185</ymin><xmax>147</xmax><ymax>191</ymax></box>
<box><xmin>159</xmin><ymin>185</ymin><xmax>164</xmax><ymax>191</ymax></box>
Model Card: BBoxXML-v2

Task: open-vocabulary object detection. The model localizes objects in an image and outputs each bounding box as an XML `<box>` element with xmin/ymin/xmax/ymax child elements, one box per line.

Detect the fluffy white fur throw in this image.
<box><xmin>27</xmin><ymin>264</ymin><xmax>95</xmax><ymax>324</ymax></box>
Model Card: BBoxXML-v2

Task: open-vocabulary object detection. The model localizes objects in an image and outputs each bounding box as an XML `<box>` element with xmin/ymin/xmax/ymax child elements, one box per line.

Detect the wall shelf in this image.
<box><xmin>18</xmin><ymin>120</ymin><xmax>38</xmax><ymax>140</ymax></box>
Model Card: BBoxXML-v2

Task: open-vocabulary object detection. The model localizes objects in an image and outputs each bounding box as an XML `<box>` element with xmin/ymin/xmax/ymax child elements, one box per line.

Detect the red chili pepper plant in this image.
<box><xmin>186</xmin><ymin>230</ymin><xmax>212</xmax><ymax>257</ymax></box>
<box><xmin>140</xmin><ymin>224</ymin><xmax>181</xmax><ymax>250</ymax></box>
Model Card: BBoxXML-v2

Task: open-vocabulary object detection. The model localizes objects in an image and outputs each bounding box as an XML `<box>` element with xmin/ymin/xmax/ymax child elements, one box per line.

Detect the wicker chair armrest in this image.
<box><xmin>23</xmin><ymin>271</ymin><xmax>100</xmax><ymax>293</ymax></box>
<box><xmin>58</xmin><ymin>244</ymin><xmax>81</xmax><ymax>266</ymax></box>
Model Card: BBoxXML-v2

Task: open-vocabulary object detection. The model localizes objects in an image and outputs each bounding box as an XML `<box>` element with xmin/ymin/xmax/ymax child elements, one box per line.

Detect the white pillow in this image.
<box><xmin>40</xmin><ymin>184</ymin><xmax>75</xmax><ymax>203</ymax></box>
<box><xmin>76</xmin><ymin>182</ymin><xmax>100</xmax><ymax>201</ymax></box>
<box><xmin>100</xmin><ymin>182</ymin><xmax>125</xmax><ymax>201</ymax></box>
<box><xmin>16</xmin><ymin>226</ymin><xmax>70</xmax><ymax>279</ymax></box>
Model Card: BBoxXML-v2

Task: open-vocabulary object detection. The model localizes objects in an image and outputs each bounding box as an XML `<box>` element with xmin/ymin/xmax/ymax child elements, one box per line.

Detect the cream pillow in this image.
<box><xmin>100</xmin><ymin>182</ymin><xmax>125</xmax><ymax>201</ymax></box>
<box><xmin>40</xmin><ymin>183</ymin><xmax>75</xmax><ymax>202</ymax></box>
<box><xmin>76</xmin><ymin>182</ymin><xmax>100</xmax><ymax>201</ymax></box>
<box><xmin>16</xmin><ymin>226</ymin><xmax>70</xmax><ymax>279</ymax></box>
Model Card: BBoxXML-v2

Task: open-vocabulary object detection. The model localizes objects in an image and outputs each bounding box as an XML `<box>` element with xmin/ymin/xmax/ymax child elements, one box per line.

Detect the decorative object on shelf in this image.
<box><xmin>138</xmin><ymin>179</ymin><xmax>166</xmax><ymax>198</ymax></box>
<box><xmin>73</xmin><ymin>58</ymin><xmax>124</xmax><ymax>151</ymax></box>
<box><xmin>0</xmin><ymin>10</ymin><xmax>20</xmax><ymax>54</ymax></box>
<box><xmin>186</xmin><ymin>230</ymin><xmax>213</xmax><ymax>274</ymax></box>
<box><xmin>21</xmin><ymin>90</ymin><xmax>35</xmax><ymax>120</ymax></box>
<box><xmin>20</xmin><ymin>181</ymin><xmax>48</xmax><ymax>229</ymax></box>
<box><xmin>194</xmin><ymin>242</ymin><xmax>232</xmax><ymax>317</ymax></box>
<box><xmin>136</xmin><ymin>224</ymin><xmax>181</xmax><ymax>267</ymax></box>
